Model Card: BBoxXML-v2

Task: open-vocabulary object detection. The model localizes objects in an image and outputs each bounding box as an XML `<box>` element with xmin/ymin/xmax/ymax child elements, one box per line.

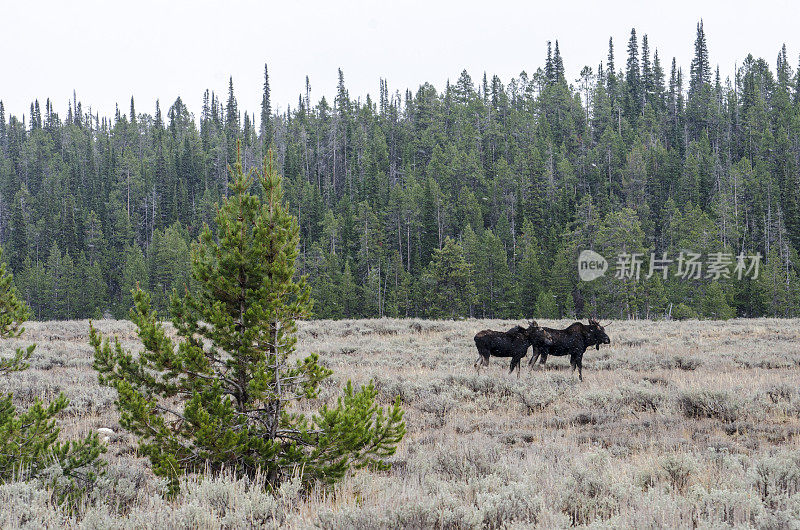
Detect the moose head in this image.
<box><xmin>525</xmin><ymin>320</ymin><xmax>553</xmax><ymax>346</ymax></box>
<box><xmin>587</xmin><ymin>318</ymin><xmax>611</xmax><ymax>350</ymax></box>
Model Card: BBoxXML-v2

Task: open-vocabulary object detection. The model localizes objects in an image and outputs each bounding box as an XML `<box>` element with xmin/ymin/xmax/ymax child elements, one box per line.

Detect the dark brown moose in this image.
<box><xmin>527</xmin><ymin>318</ymin><xmax>611</xmax><ymax>381</ymax></box>
<box><xmin>474</xmin><ymin>321</ymin><xmax>553</xmax><ymax>377</ymax></box>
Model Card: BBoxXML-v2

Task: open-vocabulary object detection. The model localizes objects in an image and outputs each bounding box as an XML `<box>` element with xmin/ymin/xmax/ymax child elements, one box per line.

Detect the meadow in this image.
<box><xmin>1</xmin><ymin>318</ymin><xmax>799</xmax><ymax>528</ymax></box>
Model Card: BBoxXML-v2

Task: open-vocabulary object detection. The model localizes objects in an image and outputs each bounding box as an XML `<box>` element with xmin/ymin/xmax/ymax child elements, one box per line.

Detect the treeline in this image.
<box><xmin>2</xmin><ymin>22</ymin><xmax>800</xmax><ymax>320</ymax></box>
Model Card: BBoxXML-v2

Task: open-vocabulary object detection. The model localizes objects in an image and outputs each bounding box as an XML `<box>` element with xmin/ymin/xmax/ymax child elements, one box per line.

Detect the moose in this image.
<box><xmin>474</xmin><ymin>321</ymin><xmax>553</xmax><ymax>377</ymax></box>
<box><xmin>527</xmin><ymin>318</ymin><xmax>611</xmax><ymax>381</ymax></box>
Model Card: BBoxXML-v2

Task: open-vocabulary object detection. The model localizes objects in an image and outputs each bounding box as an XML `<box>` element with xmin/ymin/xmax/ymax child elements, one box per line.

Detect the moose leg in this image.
<box><xmin>528</xmin><ymin>349</ymin><xmax>541</xmax><ymax>370</ymax></box>
<box><xmin>576</xmin><ymin>357</ymin><xmax>583</xmax><ymax>382</ymax></box>
<box><xmin>474</xmin><ymin>351</ymin><xmax>488</xmax><ymax>372</ymax></box>
<box><xmin>509</xmin><ymin>357</ymin><xmax>520</xmax><ymax>376</ymax></box>
<box><xmin>476</xmin><ymin>356</ymin><xmax>488</xmax><ymax>372</ymax></box>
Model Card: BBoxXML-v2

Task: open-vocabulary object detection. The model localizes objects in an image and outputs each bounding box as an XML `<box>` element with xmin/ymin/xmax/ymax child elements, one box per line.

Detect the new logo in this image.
<box><xmin>578</xmin><ymin>250</ymin><xmax>608</xmax><ymax>281</ymax></box>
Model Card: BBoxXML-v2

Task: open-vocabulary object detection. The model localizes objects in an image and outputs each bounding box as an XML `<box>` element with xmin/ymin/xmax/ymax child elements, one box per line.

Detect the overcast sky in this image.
<box><xmin>3</xmin><ymin>0</ymin><xmax>799</xmax><ymax>122</ymax></box>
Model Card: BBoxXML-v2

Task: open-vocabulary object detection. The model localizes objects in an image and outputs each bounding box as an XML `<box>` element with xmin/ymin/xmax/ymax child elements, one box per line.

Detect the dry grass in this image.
<box><xmin>2</xmin><ymin>318</ymin><xmax>800</xmax><ymax>528</ymax></box>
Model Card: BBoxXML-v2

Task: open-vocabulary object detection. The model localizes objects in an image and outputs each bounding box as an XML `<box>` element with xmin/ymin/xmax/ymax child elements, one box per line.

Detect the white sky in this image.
<box><xmin>3</xmin><ymin>0</ymin><xmax>799</xmax><ymax>122</ymax></box>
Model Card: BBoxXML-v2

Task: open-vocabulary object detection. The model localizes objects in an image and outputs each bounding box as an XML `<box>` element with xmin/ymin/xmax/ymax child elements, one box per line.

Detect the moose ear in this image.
<box><xmin>530</xmin><ymin>320</ymin><xmax>538</xmax><ymax>328</ymax></box>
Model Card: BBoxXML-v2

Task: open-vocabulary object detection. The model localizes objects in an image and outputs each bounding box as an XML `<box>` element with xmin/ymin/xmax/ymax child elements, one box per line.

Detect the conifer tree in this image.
<box><xmin>607</xmin><ymin>37</ymin><xmax>617</xmax><ymax>107</ymax></box>
<box><xmin>553</xmin><ymin>40</ymin><xmax>565</xmax><ymax>83</ymax></box>
<box><xmin>225</xmin><ymin>76</ymin><xmax>240</xmax><ymax>164</ymax></box>
<box><xmin>260</xmin><ymin>63</ymin><xmax>273</xmax><ymax>151</ymax></box>
<box><xmin>0</xmin><ymin>247</ymin><xmax>104</xmax><ymax>506</ymax></box>
<box><xmin>795</xmin><ymin>55</ymin><xmax>800</xmax><ymax>106</ymax></box>
<box><xmin>701</xmin><ymin>281</ymin><xmax>735</xmax><ymax>320</ymax></box>
<box><xmin>480</xmin><ymin>229</ymin><xmax>513</xmax><ymax>318</ymax></box>
<box><xmin>90</xmin><ymin>145</ymin><xmax>405</xmax><ymax>495</ymax></box>
<box><xmin>641</xmin><ymin>34</ymin><xmax>653</xmax><ymax>106</ymax></box>
<box><xmin>0</xmin><ymin>250</ymin><xmax>34</xmax><ymax>377</ymax></box>
<box><xmin>652</xmin><ymin>49</ymin><xmax>665</xmax><ymax>106</ymax></box>
<box><xmin>421</xmin><ymin>237</ymin><xmax>476</xmax><ymax>318</ymax></box>
<box><xmin>0</xmin><ymin>101</ymin><xmax>6</xmax><ymax>149</ymax></box>
<box><xmin>9</xmin><ymin>190</ymin><xmax>28</xmax><ymax>272</ymax></box>
<box><xmin>626</xmin><ymin>28</ymin><xmax>642</xmax><ymax>120</ymax></box>
<box><xmin>516</xmin><ymin>220</ymin><xmax>544</xmax><ymax>318</ymax></box>
<box><xmin>119</xmin><ymin>244</ymin><xmax>148</xmax><ymax>313</ymax></box>
<box><xmin>690</xmin><ymin>20</ymin><xmax>711</xmax><ymax>92</ymax></box>
<box><xmin>688</xmin><ymin>20</ymin><xmax>711</xmax><ymax>137</ymax></box>
<box><xmin>534</xmin><ymin>290</ymin><xmax>559</xmax><ymax>319</ymax></box>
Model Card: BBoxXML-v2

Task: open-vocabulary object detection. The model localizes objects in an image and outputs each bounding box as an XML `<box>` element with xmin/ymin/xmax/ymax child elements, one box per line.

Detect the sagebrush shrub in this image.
<box><xmin>677</xmin><ymin>390</ymin><xmax>739</xmax><ymax>422</ymax></box>
<box><xmin>562</xmin><ymin>454</ymin><xmax>621</xmax><ymax>525</ymax></box>
<box><xmin>660</xmin><ymin>454</ymin><xmax>695</xmax><ymax>493</ymax></box>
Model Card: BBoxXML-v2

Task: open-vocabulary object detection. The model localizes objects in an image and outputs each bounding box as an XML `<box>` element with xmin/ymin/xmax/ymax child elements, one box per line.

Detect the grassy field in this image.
<box><xmin>1</xmin><ymin>318</ymin><xmax>800</xmax><ymax>528</ymax></box>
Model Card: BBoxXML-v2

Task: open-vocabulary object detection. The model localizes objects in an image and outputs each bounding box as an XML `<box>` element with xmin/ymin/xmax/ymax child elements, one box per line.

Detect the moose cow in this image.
<box><xmin>527</xmin><ymin>318</ymin><xmax>611</xmax><ymax>381</ymax></box>
<box><xmin>474</xmin><ymin>321</ymin><xmax>553</xmax><ymax>377</ymax></box>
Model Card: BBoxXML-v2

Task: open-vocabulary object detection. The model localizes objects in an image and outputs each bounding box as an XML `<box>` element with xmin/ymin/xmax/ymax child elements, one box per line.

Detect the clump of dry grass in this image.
<box><xmin>1</xmin><ymin>317</ymin><xmax>800</xmax><ymax>527</ymax></box>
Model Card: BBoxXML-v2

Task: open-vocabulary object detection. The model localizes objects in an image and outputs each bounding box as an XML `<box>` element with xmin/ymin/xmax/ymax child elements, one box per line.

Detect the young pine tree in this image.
<box><xmin>0</xmin><ymin>247</ymin><xmax>104</xmax><ymax>507</ymax></box>
<box><xmin>90</xmin><ymin>146</ymin><xmax>405</xmax><ymax>495</ymax></box>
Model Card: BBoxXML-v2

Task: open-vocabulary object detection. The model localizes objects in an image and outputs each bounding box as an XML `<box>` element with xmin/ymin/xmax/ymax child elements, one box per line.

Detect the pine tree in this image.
<box><xmin>652</xmin><ymin>49</ymin><xmax>665</xmax><ymax>107</ymax></box>
<box><xmin>480</xmin><ymin>229</ymin><xmax>513</xmax><ymax>318</ymax></box>
<box><xmin>260</xmin><ymin>63</ymin><xmax>273</xmax><ymax>151</ymax></box>
<box><xmin>625</xmin><ymin>28</ymin><xmax>641</xmax><ymax>121</ymax></box>
<box><xmin>120</xmin><ymin>244</ymin><xmax>148</xmax><ymax>313</ymax></box>
<box><xmin>534</xmin><ymin>290</ymin><xmax>559</xmax><ymax>319</ymax></box>
<box><xmin>0</xmin><ymin>247</ymin><xmax>104</xmax><ymax>507</ymax></box>
<box><xmin>147</xmin><ymin>223</ymin><xmax>190</xmax><ymax>311</ymax></box>
<box><xmin>795</xmin><ymin>55</ymin><xmax>800</xmax><ymax>106</ymax></box>
<box><xmin>340</xmin><ymin>258</ymin><xmax>359</xmax><ymax>317</ymax></box>
<box><xmin>76</xmin><ymin>252</ymin><xmax>107</xmax><ymax>318</ymax></box>
<box><xmin>516</xmin><ymin>220</ymin><xmax>544</xmax><ymax>318</ymax></box>
<box><xmin>9</xmin><ymin>189</ymin><xmax>28</xmax><ymax>272</ymax></box>
<box><xmin>0</xmin><ymin>250</ymin><xmax>34</xmax><ymax>376</ymax></box>
<box><xmin>421</xmin><ymin>237</ymin><xmax>476</xmax><ymax>318</ymax></box>
<box><xmin>701</xmin><ymin>281</ymin><xmax>735</xmax><ymax>320</ymax></box>
<box><xmin>641</xmin><ymin>34</ymin><xmax>653</xmax><ymax>107</ymax></box>
<box><xmin>688</xmin><ymin>19</ymin><xmax>712</xmax><ymax>137</ymax></box>
<box><xmin>595</xmin><ymin>208</ymin><xmax>647</xmax><ymax>319</ymax></box>
<box><xmin>225</xmin><ymin>76</ymin><xmax>240</xmax><ymax>164</ymax></box>
<box><xmin>690</xmin><ymin>20</ymin><xmax>711</xmax><ymax>92</ymax></box>
<box><xmin>44</xmin><ymin>242</ymin><xmax>66</xmax><ymax>319</ymax></box>
<box><xmin>607</xmin><ymin>37</ymin><xmax>617</xmax><ymax>108</ymax></box>
<box><xmin>553</xmin><ymin>40</ymin><xmax>565</xmax><ymax>83</ymax></box>
<box><xmin>0</xmin><ymin>101</ymin><xmax>6</xmax><ymax>150</ymax></box>
<box><xmin>667</xmin><ymin>57</ymin><xmax>683</xmax><ymax>149</ymax></box>
<box><xmin>550</xmin><ymin>243</ymin><xmax>576</xmax><ymax>318</ymax></box>
<box><xmin>90</xmin><ymin>145</ymin><xmax>405</xmax><ymax>495</ymax></box>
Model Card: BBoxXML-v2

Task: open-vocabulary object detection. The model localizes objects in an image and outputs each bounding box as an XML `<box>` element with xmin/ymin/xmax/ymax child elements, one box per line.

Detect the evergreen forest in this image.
<box><xmin>2</xmin><ymin>22</ymin><xmax>800</xmax><ymax>320</ymax></box>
